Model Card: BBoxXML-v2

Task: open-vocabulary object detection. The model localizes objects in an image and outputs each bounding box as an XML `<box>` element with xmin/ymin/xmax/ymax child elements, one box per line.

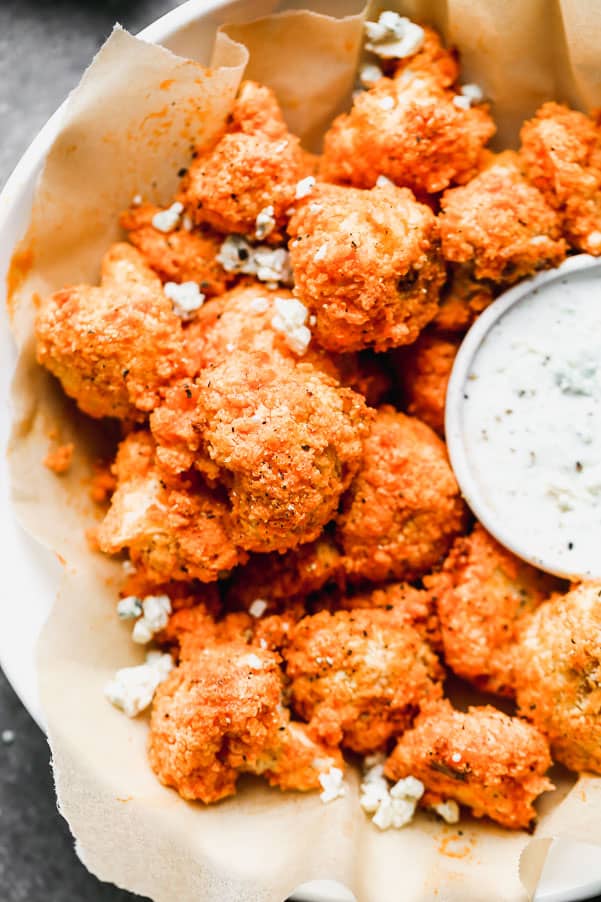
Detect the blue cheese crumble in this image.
<box><xmin>364</xmin><ymin>12</ymin><xmax>425</xmax><ymax>60</ymax></box>
<box><xmin>360</xmin><ymin>756</ymin><xmax>425</xmax><ymax>829</ymax></box>
<box><xmin>217</xmin><ymin>235</ymin><xmax>293</xmax><ymax>286</ymax></box>
<box><xmin>271</xmin><ymin>297</ymin><xmax>312</xmax><ymax>355</ymax></box>
<box><xmin>453</xmin><ymin>84</ymin><xmax>485</xmax><ymax>109</ymax></box>
<box><xmin>104</xmin><ymin>651</ymin><xmax>174</xmax><ymax>717</ymax></box>
<box><xmin>117</xmin><ymin>595</ymin><xmax>143</xmax><ymax>620</ymax></box>
<box><xmin>164</xmin><ymin>281</ymin><xmax>205</xmax><ymax>319</ymax></box>
<box><xmin>131</xmin><ymin>594</ymin><xmax>172</xmax><ymax>645</ymax></box>
<box><xmin>295</xmin><ymin>176</ymin><xmax>315</xmax><ymax>200</ymax></box>
<box><xmin>319</xmin><ymin>766</ymin><xmax>346</xmax><ymax>803</ymax></box>
<box><xmin>359</xmin><ymin>63</ymin><xmax>383</xmax><ymax>87</ymax></box>
<box><xmin>152</xmin><ymin>201</ymin><xmax>184</xmax><ymax>233</ymax></box>
<box><xmin>255</xmin><ymin>205</ymin><xmax>276</xmax><ymax>240</ymax></box>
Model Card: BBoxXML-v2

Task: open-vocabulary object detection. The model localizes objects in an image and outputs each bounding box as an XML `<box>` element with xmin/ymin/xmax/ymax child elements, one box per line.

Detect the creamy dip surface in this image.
<box><xmin>459</xmin><ymin>265</ymin><xmax>601</xmax><ymax>578</ymax></box>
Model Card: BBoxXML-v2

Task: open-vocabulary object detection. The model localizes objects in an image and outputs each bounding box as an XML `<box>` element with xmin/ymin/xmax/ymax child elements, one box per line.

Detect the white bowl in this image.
<box><xmin>1</xmin><ymin>4</ymin><xmax>601</xmax><ymax>901</ymax></box>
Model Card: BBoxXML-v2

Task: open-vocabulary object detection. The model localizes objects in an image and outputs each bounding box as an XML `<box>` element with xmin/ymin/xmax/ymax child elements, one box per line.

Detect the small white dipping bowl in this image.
<box><xmin>445</xmin><ymin>253</ymin><xmax>601</xmax><ymax>581</ymax></box>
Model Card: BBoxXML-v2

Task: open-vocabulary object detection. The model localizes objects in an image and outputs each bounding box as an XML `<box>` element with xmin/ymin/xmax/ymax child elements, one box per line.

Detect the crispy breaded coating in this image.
<box><xmin>184</xmin><ymin>282</ymin><xmax>390</xmax><ymax>398</ymax></box>
<box><xmin>182</xmin><ymin>284</ymin><xmax>309</xmax><ymax>371</ymax></box>
<box><xmin>120</xmin><ymin>203</ymin><xmax>229</xmax><ymax>294</ymax></box>
<box><xmin>224</xmin><ymin>535</ymin><xmax>344</xmax><ymax>613</ymax></box>
<box><xmin>152</xmin><ymin>351</ymin><xmax>371</xmax><ymax>553</ymax></box>
<box><xmin>516</xmin><ymin>582</ymin><xmax>601</xmax><ymax>773</ymax></box>
<box><xmin>439</xmin><ymin>152</ymin><xmax>566</xmax><ymax>283</ymax></box>
<box><xmin>180</xmin><ymin>81</ymin><xmax>312</xmax><ymax>239</ymax></box>
<box><xmin>396</xmin><ymin>331</ymin><xmax>459</xmax><ymax>435</ymax></box>
<box><xmin>159</xmin><ymin>604</ymin><xmax>253</xmax><ymax>660</ymax></box>
<box><xmin>431</xmin><ymin>265</ymin><xmax>495</xmax><ymax>334</ymax></box>
<box><xmin>385</xmin><ymin>699</ymin><xmax>553</xmax><ymax>830</ymax></box>
<box><xmin>321</xmin><ymin>31</ymin><xmax>494</xmax><ymax>194</ymax></box>
<box><xmin>288</xmin><ymin>182</ymin><xmax>444</xmax><ymax>353</ymax></box>
<box><xmin>337</xmin><ymin>406</ymin><xmax>467</xmax><ymax>582</ymax></box>
<box><xmin>284</xmin><ymin>608</ymin><xmax>443</xmax><ymax>753</ymax></box>
<box><xmin>98</xmin><ymin>431</ymin><xmax>245</xmax><ymax>582</ymax></box>
<box><xmin>520</xmin><ymin>102</ymin><xmax>601</xmax><ymax>254</ymax></box>
<box><xmin>337</xmin><ymin>582</ymin><xmax>442</xmax><ymax>652</ymax></box>
<box><xmin>429</xmin><ymin>524</ymin><xmax>562</xmax><ymax>696</ymax></box>
<box><xmin>36</xmin><ymin>244</ymin><xmax>191</xmax><ymax>420</ymax></box>
<box><xmin>148</xmin><ymin>641</ymin><xmax>342</xmax><ymax>802</ymax></box>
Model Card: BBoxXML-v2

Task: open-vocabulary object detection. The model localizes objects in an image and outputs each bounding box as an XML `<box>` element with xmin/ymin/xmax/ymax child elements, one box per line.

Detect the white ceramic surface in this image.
<box><xmin>1</xmin><ymin>2</ymin><xmax>600</xmax><ymax>900</ymax></box>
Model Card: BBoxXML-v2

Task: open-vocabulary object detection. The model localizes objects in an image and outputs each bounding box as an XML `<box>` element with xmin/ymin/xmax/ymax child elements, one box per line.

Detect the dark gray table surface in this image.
<box><xmin>2</xmin><ymin>3</ymin><xmax>601</xmax><ymax>902</ymax></box>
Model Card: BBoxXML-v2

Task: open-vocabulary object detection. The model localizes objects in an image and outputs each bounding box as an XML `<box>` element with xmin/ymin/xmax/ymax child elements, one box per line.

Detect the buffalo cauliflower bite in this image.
<box><xmin>120</xmin><ymin>203</ymin><xmax>229</xmax><ymax>295</ymax></box>
<box><xmin>439</xmin><ymin>152</ymin><xmax>567</xmax><ymax>283</ymax></box>
<box><xmin>516</xmin><ymin>582</ymin><xmax>601</xmax><ymax>773</ymax></box>
<box><xmin>385</xmin><ymin>699</ymin><xmax>553</xmax><ymax>830</ymax></box>
<box><xmin>288</xmin><ymin>182</ymin><xmax>445</xmax><ymax>353</ymax></box>
<box><xmin>148</xmin><ymin>641</ymin><xmax>342</xmax><ymax>803</ymax></box>
<box><xmin>520</xmin><ymin>102</ymin><xmax>601</xmax><ymax>254</ymax></box>
<box><xmin>182</xmin><ymin>284</ymin><xmax>319</xmax><ymax>371</ymax></box>
<box><xmin>151</xmin><ymin>351</ymin><xmax>371</xmax><ymax>553</ymax></box>
<box><xmin>184</xmin><ymin>282</ymin><xmax>392</xmax><ymax>400</ymax></box>
<box><xmin>36</xmin><ymin>244</ymin><xmax>192</xmax><ymax>420</ymax></box>
<box><xmin>284</xmin><ymin>608</ymin><xmax>443</xmax><ymax>753</ymax></box>
<box><xmin>431</xmin><ymin>265</ymin><xmax>495</xmax><ymax>334</ymax></box>
<box><xmin>321</xmin><ymin>30</ymin><xmax>494</xmax><ymax>195</ymax></box>
<box><xmin>180</xmin><ymin>81</ymin><xmax>313</xmax><ymax>239</ymax></box>
<box><xmin>396</xmin><ymin>331</ymin><xmax>460</xmax><ymax>435</ymax></box>
<box><xmin>428</xmin><ymin>524</ymin><xmax>563</xmax><ymax>697</ymax></box>
<box><xmin>98</xmin><ymin>431</ymin><xmax>245</xmax><ymax>583</ymax></box>
<box><xmin>337</xmin><ymin>406</ymin><xmax>467</xmax><ymax>582</ymax></box>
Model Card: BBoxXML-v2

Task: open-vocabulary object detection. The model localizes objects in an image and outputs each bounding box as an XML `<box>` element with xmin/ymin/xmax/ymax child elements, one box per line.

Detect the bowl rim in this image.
<box><xmin>444</xmin><ymin>251</ymin><xmax>600</xmax><ymax>580</ymax></box>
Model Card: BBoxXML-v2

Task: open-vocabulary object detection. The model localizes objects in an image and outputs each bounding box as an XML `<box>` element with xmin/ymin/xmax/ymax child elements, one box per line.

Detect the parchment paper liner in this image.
<box><xmin>7</xmin><ymin>2</ymin><xmax>601</xmax><ymax>899</ymax></box>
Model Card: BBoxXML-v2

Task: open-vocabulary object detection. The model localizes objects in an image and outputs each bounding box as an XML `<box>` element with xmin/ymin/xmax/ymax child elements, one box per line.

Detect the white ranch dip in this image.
<box><xmin>459</xmin><ymin>263</ymin><xmax>601</xmax><ymax>578</ymax></box>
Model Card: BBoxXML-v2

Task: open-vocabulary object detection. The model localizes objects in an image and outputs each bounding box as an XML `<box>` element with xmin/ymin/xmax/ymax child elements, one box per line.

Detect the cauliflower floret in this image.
<box><xmin>183</xmin><ymin>282</ymin><xmax>392</xmax><ymax>402</ymax></box>
<box><xmin>520</xmin><ymin>102</ymin><xmax>601</xmax><ymax>254</ymax></box>
<box><xmin>439</xmin><ymin>152</ymin><xmax>567</xmax><ymax>283</ymax></box>
<box><xmin>284</xmin><ymin>608</ymin><xmax>443</xmax><ymax>753</ymax></box>
<box><xmin>180</xmin><ymin>81</ymin><xmax>313</xmax><ymax>239</ymax></box>
<box><xmin>288</xmin><ymin>182</ymin><xmax>444</xmax><ymax>353</ymax></box>
<box><xmin>516</xmin><ymin>581</ymin><xmax>601</xmax><ymax>773</ymax></box>
<box><xmin>385</xmin><ymin>699</ymin><xmax>553</xmax><ymax>830</ymax></box>
<box><xmin>151</xmin><ymin>352</ymin><xmax>371</xmax><ymax>553</ymax></box>
<box><xmin>428</xmin><ymin>524</ymin><xmax>563</xmax><ymax>696</ymax></box>
<box><xmin>120</xmin><ymin>202</ymin><xmax>230</xmax><ymax>295</ymax></box>
<box><xmin>98</xmin><ymin>431</ymin><xmax>245</xmax><ymax>583</ymax></box>
<box><xmin>148</xmin><ymin>641</ymin><xmax>341</xmax><ymax>802</ymax></box>
<box><xmin>321</xmin><ymin>30</ymin><xmax>494</xmax><ymax>195</ymax></box>
<box><xmin>35</xmin><ymin>243</ymin><xmax>192</xmax><ymax>420</ymax></box>
<box><xmin>337</xmin><ymin>406</ymin><xmax>467</xmax><ymax>582</ymax></box>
